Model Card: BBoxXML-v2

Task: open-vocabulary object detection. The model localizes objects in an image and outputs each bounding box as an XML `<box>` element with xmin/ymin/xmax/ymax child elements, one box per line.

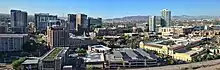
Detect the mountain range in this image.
<box><xmin>104</xmin><ymin>15</ymin><xmax>220</xmax><ymax>23</ymax></box>
<box><xmin>0</xmin><ymin>13</ymin><xmax>219</xmax><ymax>23</ymax></box>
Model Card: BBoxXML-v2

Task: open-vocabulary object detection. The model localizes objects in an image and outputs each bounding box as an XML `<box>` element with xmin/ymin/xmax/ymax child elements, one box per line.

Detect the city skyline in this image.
<box><xmin>0</xmin><ymin>0</ymin><xmax>220</xmax><ymax>18</ymax></box>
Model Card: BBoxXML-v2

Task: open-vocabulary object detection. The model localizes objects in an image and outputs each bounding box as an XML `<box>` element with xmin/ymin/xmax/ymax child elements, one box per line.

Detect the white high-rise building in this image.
<box><xmin>149</xmin><ymin>16</ymin><xmax>156</xmax><ymax>32</ymax></box>
<box><xmin>161</xmin><ymin>9</ymin><xmax>171</xmax><ymax>27</ymax></box>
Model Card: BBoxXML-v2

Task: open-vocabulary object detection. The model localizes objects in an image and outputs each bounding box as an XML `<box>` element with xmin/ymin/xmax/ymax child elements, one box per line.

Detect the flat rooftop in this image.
<box><xmin>22</xmin><ymin>60</ymin><xmax>39</xmax><ymax>65</ymax></box>
<box><xmin>63</xmin><ymin>65</ymin><xmax>72</xmax><ymax>68</ymax></box>
<box><xmin>108</xmin><ymin>48</ymin><xmax>157</xmax><ymax>61</ymax></box>
<box><xmin>186</xmin><ymin>47</ymin><xmax>206</xmax><ymax>56</ymax></box>
<box><xmin>70</xmin><ymin>36</ymin><xmax>90</xmax><ymax>39</ymax></box>
<box><xmin>91</xmin><ymin>45</ymin><xmax>111</xmax><ymax>51</ymax></box>
<box><xmin>103</xmin><ymin>36</ymin><xmax>121</xmax><ymax>38</ymax></box>
<box><xmin>85</xmin><ymin>53</ymin><xmax>104</xmax><ymax>63</ymax></box>
<box><xmin>144</xmin><ymin>37</ymin><xmax>206</xmax><ymax>50</ymax></box>
<box><xmin>0</xmin><ymin>34</ymin><xmax>28</xmax><ymax>37</ymax></box>
<box><xmin>43</xmin><ymin>48</ymin><xmax>62</xmax><ymax>60</ymax></box>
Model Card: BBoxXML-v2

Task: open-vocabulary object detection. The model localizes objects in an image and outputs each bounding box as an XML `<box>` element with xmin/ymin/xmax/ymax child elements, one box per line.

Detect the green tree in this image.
<box><xmin>126</xmin><ymin>38</ymin><xmax>134</xmax><ymax>48</ymax></box>
<box><xmin>126</xmin><ymin>37</ymin><xmax>140</xmax><ymax>49</ymax></box>
<box><xmin>106</xmin><ymin>39</ymin><xmax>116</xmax><ymax>47</ymax></box>
<box><xmin>75</xmin><ymin>48</ymin><xmax>87</xmax><ymax>56</ymax></box>
<box><xmin>75</xmin><ymin>48</ymin><xmax>86</xmax><ymax>53</ymax></box>
<box><xmin>96</xmin><ymin>36</ymin><xmax>103</xmax><ymax>39</ymax></box>
<box><xmin>87</xmin><ymin>65</ymin><xmax>93</xmax><ymax>70</ymax></box>
<box><xmin>123</xmin><ymin>35</ymin><xmax>130</xmax><ymax>40</ymax></box>
<box><xmin>22</xmin><ymin>40</ymin><xmax>38</xmax><ymax>53</ymax></box>
<box><xmin>143</xmin><ymin>36</ymin><xmax>150</xmax><ymax>42</ymax></box>
<box><xmin>167</xmin><ymin>57</ymin><xmax>175</xmax><ymax>65</ymax></box>
<box><xmin>11</xmin><ymin>58</ymin><xmax>25</xmax><ymax>70</ymax></box>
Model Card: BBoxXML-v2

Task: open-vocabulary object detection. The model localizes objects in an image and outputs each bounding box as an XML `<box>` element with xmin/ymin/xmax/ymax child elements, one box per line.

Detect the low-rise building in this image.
<box><xmin>0</xmin><ymin>34</ymin><xmax>28</xmax><ymax>52</ymax></box>
<box><xmin>39</xmin><ymin>47</ymin><xmax>69</xmax><ymax>70</ymax></box>
<box><xmin>158</xmin><ymin>26</ymin><xmax>193</xmax><ymax>37</ymax></box>
<box><xmin>106</xmin><ymin>48</ymin><xmax>158</xmax><ymax>68</ymax></box>
<box><xmin>124</xmin><ymin>33</ymin><xmax>139</xmax><ymax>37</ymax></box>
<box><xmin>192</xmin><ymin>30</ymin><xmax>220</xmax><ymax>37</ymax></box>
<box><xmin>87</xmin><ymin>45</ymin><xmax>111</xmax><ymax>53</ymax></box>
<box><xmin>67</xmin><ymin>55</ymin><xmax>85</xmax><ymax>70</ymax></box>
<box><xmin>84</xmin><ymin>53</ymin><xmax>104</xmax><ymax>69</ymax></box>
<box><xmin>85</xmin><ymin>53</ymin><xmax>105</xmax><ymax>63</ymax></box>
<box><xmin>21</xmin><ymin>59</ymin><xmax>39</xmax><ymax>70</ymax></box>
<box><xmin>193</xmin><ymin>26</ymin><xmax>206</xmax><ymax>31</ymax></box>
<box><xmin>172</xmin><ymin>47</ymin><xmax>206</xmax><ymax>61</ymax></box>
<box><xmin>63</xmin><ymin>65</ymin><xmax>72</xmax><ymax>70</ymax></box>
<box><xmin>210</xmin><ymin>25</ymin><xmax>220</xmax><ymax>30</ymax></box>
<box><xmin>139</xmin><ymin>37</ymin><xmax>207</xmax><ymax>62</ymax></box>
<box><xmin>94</xmin><ymin>28</ymin><xmax>118</xmax><ymax>36</ymax></box>
<box><xmin>69</xmin><ymin>36</ymin><xmax>98</xmax><ymax>48</ymax></box>
<box><xmin>103</xmin><ymin>36</ymin><xmax>121</xmax><ymax>39</ymax></box>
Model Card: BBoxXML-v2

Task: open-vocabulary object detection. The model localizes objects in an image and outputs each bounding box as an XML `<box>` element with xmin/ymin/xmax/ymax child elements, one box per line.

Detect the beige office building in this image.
<box><xmin>47</xmin><ymin>26</ymin><xmax>69</xmax><ymax>49</ymax></box>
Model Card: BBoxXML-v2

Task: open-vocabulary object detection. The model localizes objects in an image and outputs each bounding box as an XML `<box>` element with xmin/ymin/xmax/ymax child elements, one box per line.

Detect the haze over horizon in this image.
<box><xmin>0</xmin><ymin>0</ymin><xmax>220</xmax><ymax>19</ymax></box>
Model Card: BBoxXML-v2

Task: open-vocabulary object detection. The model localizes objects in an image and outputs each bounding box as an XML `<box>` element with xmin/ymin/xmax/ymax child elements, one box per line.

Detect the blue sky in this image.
<box><xmin>0</xmin><ymin>0</ymin><xmax>219</xmax><ymax>18</ymax></box>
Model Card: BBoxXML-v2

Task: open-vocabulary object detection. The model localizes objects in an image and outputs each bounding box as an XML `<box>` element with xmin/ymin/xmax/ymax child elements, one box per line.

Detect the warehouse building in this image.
<box><xmin>106</xmin><ymin>48</ymin><xmax>158</xmax><ymax>68</ymax></box>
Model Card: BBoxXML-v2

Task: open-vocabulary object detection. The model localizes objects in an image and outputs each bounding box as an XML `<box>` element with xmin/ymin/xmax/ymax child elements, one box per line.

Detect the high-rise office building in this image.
<box><xmin>148</xmin><ymin>16</ymin><xmax>156</xmax><ymax>32</ymax></box>
<box><xmin>76</xmin><ymin>14</ymin><xmax>88</xmax><ymax>35</ymax></box>
<box><xmin>47</xmin><ymin>25</ymin><xmax>69</xmax><ymax>49</ymax></box>
<box><xmin>10</xmin><ymin>10</ymin><xmax>28</xmax><ymax>33</ymax></box>
<box><xmin>35</xmin><ymin>13</ymin><xmax>57</xmax><ymax>32</ymax></box>
<box><xmin>88</xmin><ymin>17</ymin><xmax>102</xmax><ymax>31</ymax></box>
<box><xmin>68</xmin><ymin>14</ymin><xmax>76</xmax><ymax>32</ymax></box>
<box><xmin>161</xmin><ymin>9</ymin><xmax>171</xmax><ymax>27</ymax></box>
